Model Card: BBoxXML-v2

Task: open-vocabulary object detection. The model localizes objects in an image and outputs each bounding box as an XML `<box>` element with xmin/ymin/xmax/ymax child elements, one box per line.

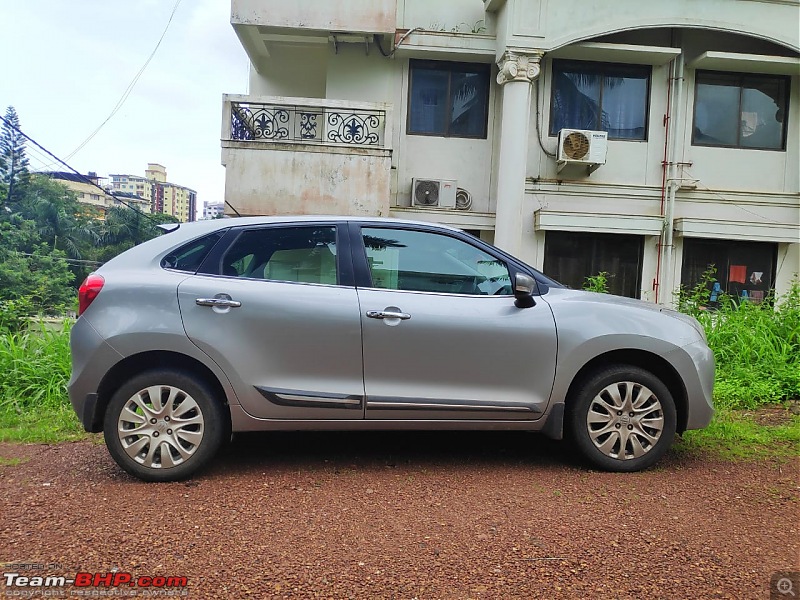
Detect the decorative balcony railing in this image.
<box><xmin>229</xmin><ymin>100</ymin><xmax>387</xmax><ymax>147</ymax></box>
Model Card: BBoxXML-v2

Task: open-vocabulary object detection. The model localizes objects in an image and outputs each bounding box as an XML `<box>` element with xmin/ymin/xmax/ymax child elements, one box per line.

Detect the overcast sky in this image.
<box><xmin>1</xmin><ymin>0</ymin><xmax>249</xmax><ymax>212</ymax></box>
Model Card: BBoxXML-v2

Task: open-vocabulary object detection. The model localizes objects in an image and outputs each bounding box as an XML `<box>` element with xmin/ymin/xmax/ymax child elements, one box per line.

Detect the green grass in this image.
<box><xmin>675</xmin><ymin>406</ymin><xmax>800</xmax><ymax>460</ymax></box>
<box><xmin>0</xmin><ymin>405</ymin><xmax>86</xmax><ymax>443</ymax></box>
<box><xmin>0</xmin><ymin>322</ymin><xmax>88</xmax><ymax>444</ymax></box>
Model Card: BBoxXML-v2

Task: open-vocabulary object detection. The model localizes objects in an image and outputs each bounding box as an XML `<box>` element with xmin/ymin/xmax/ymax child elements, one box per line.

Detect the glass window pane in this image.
<box><xmin>222</xmin><ymin>227</ymin><xmax>338</xmax><ymax>284</ymax></box>
<box><xmin>409</xmin><ymin>68</ymin><xmax>449</xmax><ymax>134</ymax></box>
<box><xmin>681</xmin><ymin>239</ymin><xmax>776</xmax><ymax>304</ymax></box>
<box><xmin>449</xmin><ymin>71</ymin><xmax>488</xmax><ymax>137</ymax></box>
<box><xmin>694</xmin><ymin>74</ymin><xmax>740</xmax><ymax>146</ymax></box>
<box><xmin>362</xmin><ymin>228</ymin><xmax>511</xmax><ymax>295</ymax></box>
<box><xmin>602</xmin><ymin>75</ymin><xmax>648</xmax><ymax>140</ymax></box>
<box><xmin>740</xmin><ymin>77</ymin><xmax>786</xmax><ymax>149</ymax></box>
<box><xmin>543</xmin><ymin>231</ymin><xmax>643</xmax><ymax>298</ymax></box>
<box><xmin>162</xmin><ymin>231</ymin><xmax>224</xmax><ymax>272</ymax></box>
<box><xmin>551</xmin><ymin>68</ymin><xmax>602</xmax><ymax>133</ymax></box>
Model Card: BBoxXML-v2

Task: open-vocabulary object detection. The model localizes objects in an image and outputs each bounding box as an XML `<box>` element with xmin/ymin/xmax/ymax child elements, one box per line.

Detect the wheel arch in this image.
<box><xmin>563</xmin><ymin>349</ymin><xmax>689</xmax><ymax>434</ymax></box>
<box><xmin>91</xmin><ymin>351</ymin><xmax>232</xmax><ymax>434</ymax></box>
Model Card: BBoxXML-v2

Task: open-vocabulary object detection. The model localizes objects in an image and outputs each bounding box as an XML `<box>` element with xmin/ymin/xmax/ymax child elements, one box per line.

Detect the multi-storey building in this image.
<box><xmin>220</xmin><ymin>0</ymin><xmax>799</xmax><ymax>303</ymax></box>
<box><xmin>44</xmin><ymin>172</ymin><xmax>150</xmax><ymax>215</ymax></box>
<box><xmin>203</xmin><ymin>201</ymin><xmax>225</xmax><ymax>219</ymax></box>
<box><xmin>110</xmin><ymin>164</ymin><xmax>197</xmax><ymax>222</ymax></box>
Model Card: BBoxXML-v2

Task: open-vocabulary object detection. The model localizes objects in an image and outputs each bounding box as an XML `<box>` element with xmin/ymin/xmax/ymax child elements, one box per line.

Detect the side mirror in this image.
<box><xmin>514</xmin><ymin>273</ymin><xmax>536</xmax><ymax>308</ymax></box>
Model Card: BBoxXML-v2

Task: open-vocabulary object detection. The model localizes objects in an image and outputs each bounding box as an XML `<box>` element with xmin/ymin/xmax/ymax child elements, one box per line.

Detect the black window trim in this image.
<box><xmin>548</xmin><ymin>58</ymin><xmax>652</xmax><ymax>142</ymax></box>
<box><xmin>691</xmin><ymin>69</ymin><xmax>790</xmax><ymax>151</ymax></box>
<box><xmin>406</xmin><ymin>59</ymin><xmax>491</xmax><ymax>139</ymax></box>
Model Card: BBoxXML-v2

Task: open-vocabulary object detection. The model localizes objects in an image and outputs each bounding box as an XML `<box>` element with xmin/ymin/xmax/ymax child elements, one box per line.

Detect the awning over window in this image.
<box><xmin>688</xmin><ymin>51</ymin><xmax>800</xmax><ymax>76</ymax></box>
<box><xmin>674</xmin><ymin>218</ymin><xmax>800</xmax><ymax>244</ymax></box>
<box><xmin>534</xmin><ymin>210</ymin><xmax>663</xmax><ymax>235</ymax></box>
<box><xmin>548</xmin><ymin>42</ymin><xmax>681</xmax><ymax>66</ymax></box>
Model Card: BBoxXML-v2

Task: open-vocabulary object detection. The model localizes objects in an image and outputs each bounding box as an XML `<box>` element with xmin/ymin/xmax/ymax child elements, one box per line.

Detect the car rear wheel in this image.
<box><xmin>568</xmin><ymin>365</ymin><xmax>677</xmax><ymax>472</ymax></box>
<box><xmin>103</xmin><ymin>369</ymin><xmax>226</xmax><ymax>482</ymax></box>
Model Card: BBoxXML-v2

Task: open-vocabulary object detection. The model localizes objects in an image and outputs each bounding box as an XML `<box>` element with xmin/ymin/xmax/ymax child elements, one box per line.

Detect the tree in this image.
<box><xmin>0</xmin><ymin>220</ymin><xmax>75</xmax><ymax>330</ymax></box>
<box><xmin>16</xmin><ymin>176</ymin><xmax>99</xmax><ymax>260</ymax></box>
<box><xmin>0</xmin><ymin>106</ymin><xmax>31</xmax><ymax>207</ymax></box>
<box><xmin>98</xmin><ymin>206</ymin><xmax>177</xmax><ymax>260</ymax></box>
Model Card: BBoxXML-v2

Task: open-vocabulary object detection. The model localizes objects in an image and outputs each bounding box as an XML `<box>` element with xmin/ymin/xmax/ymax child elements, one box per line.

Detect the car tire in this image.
<box><xmin>568</xmin><ymin>365</ymin><xmax>677</xmax><ymax>472</ymax></box>
<box><xmin>103</xmin><ymin>369</ymin><xmax>226</xmax><ymax>482</ymax></box>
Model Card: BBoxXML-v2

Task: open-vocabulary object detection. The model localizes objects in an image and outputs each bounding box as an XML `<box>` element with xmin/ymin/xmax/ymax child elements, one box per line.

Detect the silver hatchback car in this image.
<box><xmin>69</xmin><ymin>216</ymin><xmax>713</xmax><ymax>481</ymax></box>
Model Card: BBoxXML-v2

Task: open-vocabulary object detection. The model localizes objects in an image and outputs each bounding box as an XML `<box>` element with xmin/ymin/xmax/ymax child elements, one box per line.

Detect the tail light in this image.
<box><xmin>78</xmin><ymin>274</ymin><xmax>105</xmax><ymax>316</ymax></box>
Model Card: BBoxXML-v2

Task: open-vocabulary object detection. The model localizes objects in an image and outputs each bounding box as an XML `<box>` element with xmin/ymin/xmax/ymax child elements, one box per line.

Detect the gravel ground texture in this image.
<box><xmin>0</xmin><ymin>431</ymin><xmax>798</xmax><ymax>599</ymax></box>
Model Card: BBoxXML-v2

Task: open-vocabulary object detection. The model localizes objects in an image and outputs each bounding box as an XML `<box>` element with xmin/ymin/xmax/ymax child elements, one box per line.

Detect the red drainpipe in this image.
<box><xmin>655</xmin><ymin>58</ymin><xmax>674</xmax><ymax>304</ymax></box>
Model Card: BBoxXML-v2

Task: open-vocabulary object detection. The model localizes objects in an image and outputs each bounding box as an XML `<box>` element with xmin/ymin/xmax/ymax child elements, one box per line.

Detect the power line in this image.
<box><xmin>64</xmin><ymin>0</ymin><xmax>184</xmax><ymax>160</ymax></box>
<box><xmin>0</xmin><ymin>113</ymin><xmax>165</xmax><ymax>226</ymax></box>
<box><xmin>12</xmin><ymin>252</ymin><xmax>104</xmax><ymax>268</ymax></box>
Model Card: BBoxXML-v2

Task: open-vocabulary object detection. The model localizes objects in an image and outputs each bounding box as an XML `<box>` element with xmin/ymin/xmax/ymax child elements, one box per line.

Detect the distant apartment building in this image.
<box><xmin>43</xmin><ymin>171</ymin><xmax>150</xmax><ymax>215</ymax></box>
<box><xmin>203</xmin><ymin>201</ymin><xmax>225</xmax><ymax>219</ymax></box>
<box><xmin>109</xmin><ymin>163</ymin><xmax>197</xmax><ymax>222</ymax></box>
<box><xmin>44</xmin><ymin>172</ymin><xmax>113</xmax><ymax>210</ymax></box>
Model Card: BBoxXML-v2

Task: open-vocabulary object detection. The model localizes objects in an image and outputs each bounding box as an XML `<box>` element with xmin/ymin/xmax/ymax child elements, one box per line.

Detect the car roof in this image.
<box><xmin>98</xmin><ymin>215</ymin><xmax>471</xmax><ymax>273</ymax></box>
<box><xmin>169</xmin><ymin>215</ymin><xmax>465</xmax><ymax>234</ymax></box>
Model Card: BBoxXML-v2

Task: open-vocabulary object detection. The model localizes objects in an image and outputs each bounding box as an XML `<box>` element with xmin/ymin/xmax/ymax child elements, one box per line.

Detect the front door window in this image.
<box><xmin>361</xmin><ymin>227</ymin><xmax>512</xmax><ymax>296</ymax></box>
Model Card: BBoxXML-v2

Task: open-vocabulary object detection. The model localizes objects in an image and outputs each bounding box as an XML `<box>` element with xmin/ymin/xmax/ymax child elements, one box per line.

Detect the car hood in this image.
<box><xmin>542</xmin><ymin>287</ymin><xmax>705</xmax><ymax>347</ymax></box>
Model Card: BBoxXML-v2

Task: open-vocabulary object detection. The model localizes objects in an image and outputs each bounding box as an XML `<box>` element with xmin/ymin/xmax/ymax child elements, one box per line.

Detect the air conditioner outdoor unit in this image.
<box><xmin>557</xmin><ymin>129</ymin><xmax>608</xmax><ymax>174</ymax></box>
<box><xmin>412</xmin><ymin>178</ymin><xmax>457</xmax><ymax>208</ymax></box>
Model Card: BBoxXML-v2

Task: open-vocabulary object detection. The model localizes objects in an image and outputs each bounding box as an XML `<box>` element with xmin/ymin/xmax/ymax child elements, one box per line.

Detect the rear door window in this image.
<box><xmin>161</xmin><ymin>231</ymin><xmax>225</xmax><ymax>273</ymax></box>
<box><xmin>215</xmin><ymin>226</ymin><xmax>339</xmax><ymax>285</ymax></box>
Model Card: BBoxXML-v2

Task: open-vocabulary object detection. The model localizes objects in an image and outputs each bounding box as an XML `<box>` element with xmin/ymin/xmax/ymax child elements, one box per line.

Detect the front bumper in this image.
<box><xmin>670</xmin><ymin>339</ymin><xmax>715</xmax><ymax>431</ymax></box>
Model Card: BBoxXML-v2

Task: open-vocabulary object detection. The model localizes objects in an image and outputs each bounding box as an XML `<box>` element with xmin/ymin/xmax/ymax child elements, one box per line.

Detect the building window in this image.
<box><xmin>543</xmin><ymin>231</ymin><xmax>644</xmax><ymax>298</ymax></box>
<box><xmin>408</xmin><ymin>60</ymin><xmax>490</xmax><ymax>138</ymax></box>
<box><xmin>550</xmin><ymin>60</ymin><xmax>651</xmax><ymax>140</ymax></box>
<box><xmin>681</xmin><ymin>239</ymin><xmax>777</xmax><ymax>304</ymax></box>
<box><xmin>692</xmin><ymin>71</ymin><xmax>788</xmax><ymax>150</ymax></box>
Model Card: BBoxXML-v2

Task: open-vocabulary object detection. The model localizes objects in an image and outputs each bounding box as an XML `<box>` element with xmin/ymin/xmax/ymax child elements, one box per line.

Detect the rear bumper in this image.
<box><xmin>68</xmin><ymin>318</ymin><xmax>123</xmax><ymax>432</ymax></box>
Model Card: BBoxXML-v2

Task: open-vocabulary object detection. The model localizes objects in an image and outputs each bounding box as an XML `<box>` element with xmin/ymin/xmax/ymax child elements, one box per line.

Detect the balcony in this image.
<box><xmin>221</xmin><ymin>95</ymin><xmax>392</xmax><ymax>218</ymax></box>
<box><xmin>225</xmin><ymin>97</ymin><xmax>388</xmax><ymax>148</ymax></box>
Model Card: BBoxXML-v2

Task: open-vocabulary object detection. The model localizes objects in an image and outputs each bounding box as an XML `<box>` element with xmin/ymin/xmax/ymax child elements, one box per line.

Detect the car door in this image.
<box><xmin>177</xmin><ymin>222</ymin><xmax>365</xmax><ymax>419</ymax></box>
<box><xmin>352</xmin><ymin>224</ymin><xmax>558</xmax><ymax>421</ymax></box>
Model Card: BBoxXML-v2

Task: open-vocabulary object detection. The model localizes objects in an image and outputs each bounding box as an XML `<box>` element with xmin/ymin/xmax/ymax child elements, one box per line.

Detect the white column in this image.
<box><xmin>493</xmin><ymin>51</ymin><xmax>542</xmax><ymax>256</ymax></box>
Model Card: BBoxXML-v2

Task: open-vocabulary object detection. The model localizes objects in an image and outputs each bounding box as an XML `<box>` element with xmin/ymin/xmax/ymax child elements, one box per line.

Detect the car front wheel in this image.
<box><xmin>103</xmin><ymin>369</ymin><xmax>226</xmax><ymax>482</ymax></box>
<box><xmin>568</xmin><ymin>365</ymin><xmax>677</xmax><ymax>472</ymax></box>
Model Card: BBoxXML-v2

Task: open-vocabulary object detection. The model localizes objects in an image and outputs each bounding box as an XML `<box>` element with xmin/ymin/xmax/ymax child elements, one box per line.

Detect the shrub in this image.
<box><xmin>679</xmin><ymin>272</ymin><xmax>800</xmax><ymax>409</ymax></box>
<box><xmin>0</xmin><ymin>322</ymin><xmax>72</xmax><ymax>413</ymax></box>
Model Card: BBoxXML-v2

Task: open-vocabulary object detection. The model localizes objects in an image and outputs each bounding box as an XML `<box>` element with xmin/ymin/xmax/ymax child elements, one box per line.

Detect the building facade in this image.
<box><xmin>110</xmin><ymin>164</ymin><xmax>197</xmax><ymax>222</ymax></box>
<box><xmin>221</xmin><ymin>0</ymin><xmax>799</xmax><ymax>303</ymax></box>
<box><xmin>203</xmin><ymin>201</ymin><xmax>225</xmax><ymax>219</ymax></box>
<box><xmin>44</xmin><ymin>171</ymin><xmax>151</xmax><ymax>215</ymax></box>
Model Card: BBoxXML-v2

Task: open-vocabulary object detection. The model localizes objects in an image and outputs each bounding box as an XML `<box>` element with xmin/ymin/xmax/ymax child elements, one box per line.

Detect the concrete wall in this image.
<box><xmin>222</xmin><ymin>142</ymin><xmax>391</xmax><ymax>217</ymax></box>
<box><xmin>399</xmin><ymin>0</ymin><xmax>489</xmax><ymax>34</ymax></box>
<box><xmin>232</xmin><ymin>0</ymin><xmax>397</xmax><ymax>34</ymax></box>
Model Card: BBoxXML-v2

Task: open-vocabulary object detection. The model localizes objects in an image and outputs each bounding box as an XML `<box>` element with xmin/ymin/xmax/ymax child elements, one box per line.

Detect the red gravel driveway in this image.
<box><xmin>1</xmin><ymin>431</ymin><xmax>797</xmax><ymax>599</ymax></box>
